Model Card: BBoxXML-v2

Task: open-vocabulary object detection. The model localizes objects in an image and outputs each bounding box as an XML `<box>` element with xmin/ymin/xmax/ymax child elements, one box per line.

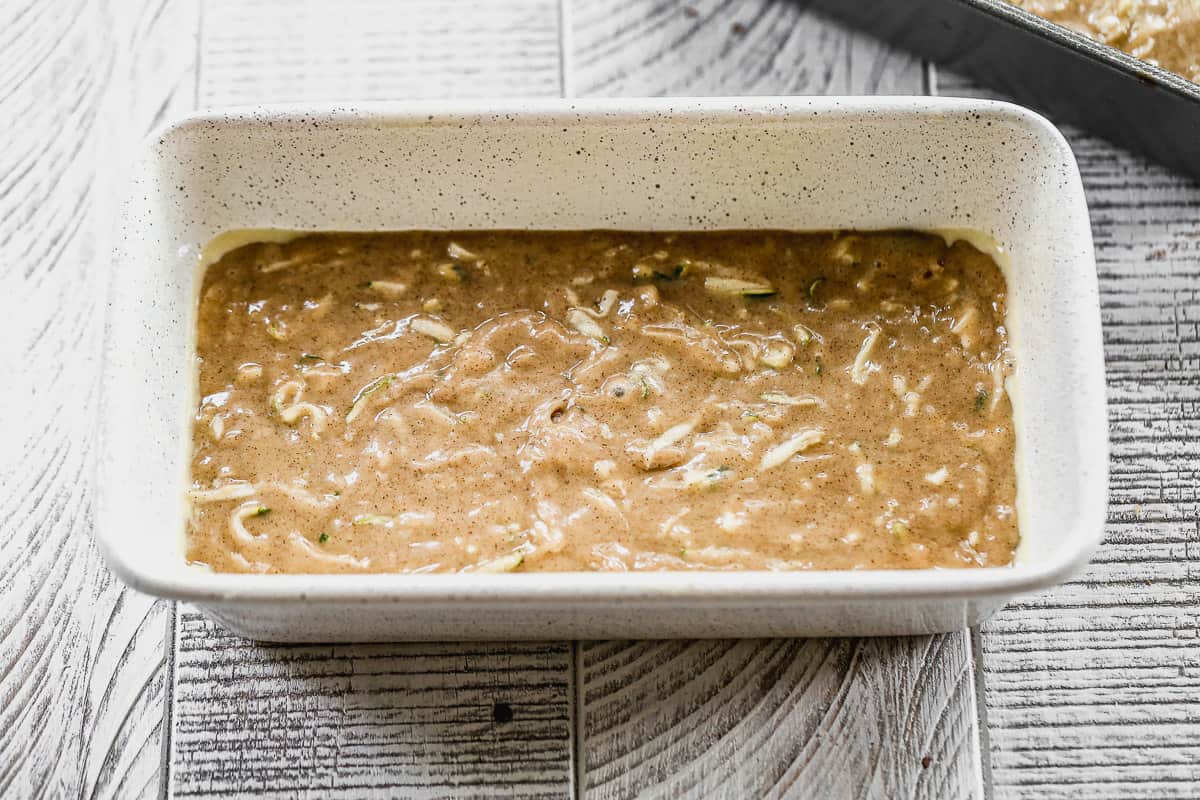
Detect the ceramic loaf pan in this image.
<box><xmin>98</xmin><ymin>98</ymin><xmax>1107</xmax><ymax>641</ymax></box>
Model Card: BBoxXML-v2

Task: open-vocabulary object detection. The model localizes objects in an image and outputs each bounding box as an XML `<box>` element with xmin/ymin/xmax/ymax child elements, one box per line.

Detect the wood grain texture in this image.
<box><xmin>580</xmin><ymin>637</ymin><xmax>981</xmax><ymax>799</ymax></box>
<box><xmin>569</xmin><ymin>0</ymin><xmax>923</xmax><ymax>96</ymax></box>
<box><xmin>935</xmin><ymin>69</ymin><xmax>1200</xmax><ymax>799</ymax></box>
<box><xmin>0</xmin><ymin>1</ymin><xmax>195</xmax><ymax>798</ymax></box>
<box><xmin>171</xmin><ymin>614</ymin><xmax>574</xmax><ymax>799</ymax></box>
<box><xmin>570</xmin><ymin>4</ymin><xmax>980</xmax><ymax>798</ymax></box>
<box><xmin>199</xmin><ymin>0</ymin><xmax>563</xmax><ymax>107</ymax></box>
<box><xmin>168</xmin><ymin>3</ymin><xmax>575</xmax><ymax>797</ymax></box>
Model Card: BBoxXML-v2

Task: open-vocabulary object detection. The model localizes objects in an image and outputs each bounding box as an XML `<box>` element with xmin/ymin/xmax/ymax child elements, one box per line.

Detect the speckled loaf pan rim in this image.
<box><xmin>97</xmin><ymin>97</ymin><xmax>1107</xmax><ymax>626</ymax></box>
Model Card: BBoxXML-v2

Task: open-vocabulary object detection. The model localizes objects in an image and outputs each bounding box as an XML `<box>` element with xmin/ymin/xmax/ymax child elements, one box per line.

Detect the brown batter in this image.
<box><xmin>188</xmin><ymin>231</ymin><xmax>1018</xmax><ymax>574</ymax></box>
<box><xmin>1012</xmin><ymin>0</ymin><xmax>1200</xmax><ymax>82</ymax></box>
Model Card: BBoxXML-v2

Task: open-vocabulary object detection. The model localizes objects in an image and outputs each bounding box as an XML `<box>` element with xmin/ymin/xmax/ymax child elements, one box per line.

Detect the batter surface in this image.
<box><xmin>188</xmin><ymin>230</ymin><xmax>1018</xmax><ymax>573</ymax></box>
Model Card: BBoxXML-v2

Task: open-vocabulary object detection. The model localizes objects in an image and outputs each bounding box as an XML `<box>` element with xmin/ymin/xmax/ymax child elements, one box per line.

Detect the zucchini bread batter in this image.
<box><xmin>188</xmin><ymin>230</ymin><xmax>1018</xmax><ymax>573</ymax></box>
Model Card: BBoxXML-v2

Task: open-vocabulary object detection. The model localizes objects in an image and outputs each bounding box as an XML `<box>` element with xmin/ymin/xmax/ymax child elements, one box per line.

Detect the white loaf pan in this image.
<box><xmin>98</xmin><ymin>97</ymin><xmax>1107</xmax><ymax>641</ymax></box>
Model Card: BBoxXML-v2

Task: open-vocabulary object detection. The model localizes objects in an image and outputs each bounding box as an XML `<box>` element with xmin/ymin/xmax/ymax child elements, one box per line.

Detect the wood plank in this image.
<box><xmin>171</xmin><ymin>615</ymin><xmax>574</xmax><ymax>799</ymax></box>
<box><xmin>0</xmin><ymin>1</ymin><xmax>198</xmax><ymax>800</ymax></box>
<box><xmin>170</xmin><ymin>3</ymin><xmax>574</xmax><ymax>797</ymax></box>
<box><xmin>580</xmin><ymin>638</ymin><xmax>981</xmax><ymax>799</ymax></box>
<box><xmin>200</xmin><ymin>0</ymin><xmax>562</xmax><ymax>106</ymax></box>
<box><xmin>569</xmin><ymin>0</ymin><xmax>923</xmax><ymax>96</ymax></box>
<box><xmin>0</xmin><ymin>1</ymin><xmax>197</xmax><ymax>798</ymax></box>
<box><xmin>934</xmin><ymin>69</ymin><xmax>1200</xmax><ymax>799</ymax></box>
<box><xmin>570</xmin><ymin>3</ymin><xmax>981</xmax><ymax>798</ymax></box>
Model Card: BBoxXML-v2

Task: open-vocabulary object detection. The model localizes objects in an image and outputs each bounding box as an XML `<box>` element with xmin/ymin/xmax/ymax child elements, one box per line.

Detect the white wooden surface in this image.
<box><xmin>172</xmin><ymin>617</ymin><xmax>574</xmax><ymax>799</ymax></box>
<box><xmin>579</xmin><ymin>637</ymin><xmax>979</xmax><ymax>799</ymax></box>
<box><xmin>3</xmin><ymin>0</ymin><xmax>1197</xmax><ymax>798</ymax></box>
<box><xmin>2</xmin><ymin>1</ymin><xmax>193</xmax><ymax>797</ymax></box>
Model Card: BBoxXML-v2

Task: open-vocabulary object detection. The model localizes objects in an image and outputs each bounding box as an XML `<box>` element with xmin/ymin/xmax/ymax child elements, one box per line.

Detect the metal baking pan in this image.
<box><xmin>810</xmin><ymin>0</ymin><xmax>1200</xmax><ymax>179</ymax></box>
